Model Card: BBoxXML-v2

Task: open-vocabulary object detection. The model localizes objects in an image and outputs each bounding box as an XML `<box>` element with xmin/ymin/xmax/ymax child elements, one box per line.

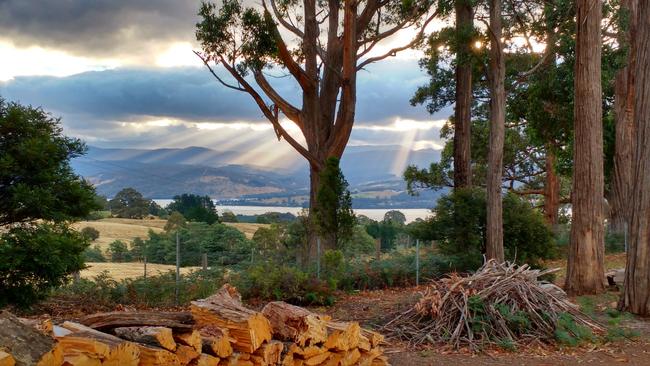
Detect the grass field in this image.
<box><xmin>71</xmin><ymin>219</ymin><xmax>165</xmax><ymax>250</ymax></box>
<box><xmin>224</xmin><ymin>222</ymin><xmax>269</xmax><ymax>238</ymax></box>
<box><xmin>81</xmin><ymin>262</ymin><xmax>200</xmax><ymax>280</ymax></box>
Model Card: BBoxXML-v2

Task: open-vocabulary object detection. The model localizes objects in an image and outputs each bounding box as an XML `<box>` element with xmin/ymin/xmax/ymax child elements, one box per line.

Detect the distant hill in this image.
<box><xmin>72</xmin><ymin>145</ymin><xmax>443</xmax><ymax>207</ymax></box>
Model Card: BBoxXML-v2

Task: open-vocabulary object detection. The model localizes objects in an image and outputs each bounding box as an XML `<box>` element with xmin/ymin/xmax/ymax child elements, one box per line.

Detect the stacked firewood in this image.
<box><xmin>0</xmin><ymin>285</ymin><xmax>389</xmax><ymax>366</ymax></box>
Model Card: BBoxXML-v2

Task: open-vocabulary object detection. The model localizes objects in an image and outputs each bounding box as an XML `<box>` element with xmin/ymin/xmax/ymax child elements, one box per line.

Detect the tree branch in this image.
<box><xmin>194</xmin><ymin>51</ymin><xmax>246</xmax><ymax>92</ymax></box>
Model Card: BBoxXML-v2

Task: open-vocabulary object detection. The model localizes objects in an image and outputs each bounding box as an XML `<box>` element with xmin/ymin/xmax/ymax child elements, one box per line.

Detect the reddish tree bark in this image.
<box><xmin>543</xmin><ymin>148</ymin><xmax>560</xmax><ymax>228</ymax></box>
<box><xmin>565</xmin><ymin>0</ymin><xmax>605</xmax><ymax>295</ymax></box>
<box><xmin>453</xmin><ymin>0</ymin><xmax>473</xmax><ymax>189</ymax></box>
<box><xmin>621</xmin><ymin>0</ymin><xmax>650</xmax><ymax>315</ymax></box>
<box><xmin>485</xmin><ymin>0</ymin><xmax>505</xmax><ymax>262</ymax></box>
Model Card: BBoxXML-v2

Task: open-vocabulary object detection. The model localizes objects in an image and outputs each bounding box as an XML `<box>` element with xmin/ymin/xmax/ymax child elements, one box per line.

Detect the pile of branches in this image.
<box><xmin>383</xmin><ymin>261</ymin><xmax>603</xmax><ymax>350</ymax></box>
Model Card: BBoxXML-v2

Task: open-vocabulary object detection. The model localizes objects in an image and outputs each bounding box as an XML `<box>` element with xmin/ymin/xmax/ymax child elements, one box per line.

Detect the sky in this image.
<box><xmin>0</xmin><ymin>0</ymin><xmax>451</xmax><ymax>171</ymax></box>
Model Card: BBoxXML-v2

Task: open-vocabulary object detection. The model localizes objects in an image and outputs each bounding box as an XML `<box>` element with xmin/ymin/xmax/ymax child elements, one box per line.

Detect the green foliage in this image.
<box><xmin>419</xmin><ymin>188</ymin><xmax>555</xmax><ymax>271</ymax></box>
<box><xmin>167</xmin><ymin>194</ymin><xmax>219</xmax><ymax>224</ymax></box>
<box><xmin>84</xmin><ymin>244</ymin><xmax>106</xmax><ymax>262</ymax></box>
<box><xmin>383</xmin><ymin>210</ymin><xmax>407</xmax><ymax>225</ymax></box>
<box><xmin>0</xmin><ymin>224</ymin><xmax>89</xmax><ymax>307</ymax></box>
<box><xmin>108</xmin><ymin>240</ymin><xmax>132</xmax><ymax>262</ymax></box>
<box><xmin>314</xmin><ymin>157</ymin><xmax>355</xmax><ymax>247</ymax></box>
<box><xmin>109</xmin><ymin>188</ymin><xmax>151</xmax><ymax>219</ymax></box>
<box><xmin>340</xmin><ymin>225</ymin><xmax>376</xmax><ymax>257</ymax></box>
<box><xmin>0</xmin><ymin>98</ymin><xmax>99</xmax><ymax>226</ymax></box>
<box><xmin>57</xmin><ymin>268</ymin><xmax>226</xmax><ymax>308</ymax></box>
<box><xmin>554</xmin><ymin>313</ymin><xmax>596</xmax><ymax>346</ymax></box>
<box><xmin>164</xmin><ymin>211</ymin><xmax>187</xmax><ymax>232</ymax></box>
<box><xmin>220</xmin><ymin>211</ymin><xmax>238</xmax><ymax>222</ymax></box>
<box><xmin>365</xmin><ymin>218</ymin><xmax>404</xmax><ymax>251</ymax></box>
<box><xmin>80</xmin><ymin>226</ymin><xmax>100</xmax><ymax>241</ymax></box>
<box><xmin>148</xmin><ymin>201</ymin><xmax>167</xmax><ymax>218</ymax></box>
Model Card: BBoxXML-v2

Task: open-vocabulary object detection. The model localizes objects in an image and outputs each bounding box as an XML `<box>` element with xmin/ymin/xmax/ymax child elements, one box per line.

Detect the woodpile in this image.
<box><xmin>0</xmin><ymin>285</ymin><xmax>389</xmax><ymax>366</ymax></box>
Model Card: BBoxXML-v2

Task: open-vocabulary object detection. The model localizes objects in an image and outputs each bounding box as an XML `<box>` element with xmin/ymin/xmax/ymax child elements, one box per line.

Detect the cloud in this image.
<box><xmin>0</xmin><ymin>0</ymin><xmax>200</xmax><ymax>62</ymax></box>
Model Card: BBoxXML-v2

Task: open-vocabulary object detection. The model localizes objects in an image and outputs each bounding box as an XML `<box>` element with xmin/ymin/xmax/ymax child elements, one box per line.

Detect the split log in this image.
<box><xmin>339</xmin><ymin>348</ymin><xmax>361</xmax><ymax>366</ymax></box>
<box><xmin>358</xmin><ymin>348</ymin><xmax>382</xmax><ymax>366</ymax></box>
<box><xmin>198</xmin><ymin>326</ymin><xmax>233</xmax><ymax>358</ymax></box>
<box><xmin>0</xmin><ymin>351</ymin><xmax>15</xmax><ymax>366</ymax></box>
<box><xmin>288</xmin><ymin>344</ymin><xmax>328</xmax><ymax>360</ymax></box>
<box><xmin>174</xmin><ymin>345</ymin><xmax>200</xmax><ymax>365</ymax></box>
<box><xmin>220</xmin><ymin>353</ymin><xmax>254</xmax><ymax>366</ymax></box>
<box><xmin>79</xmin><ymin>311</ymin><xmax>194</xmax><ymax>331</ymax></box>
<box><xmin>371</xmin><ymin>355</ymin><xmax>390</xmax><ymax>366</ymax></box>
<box><xmin>57</xmin><ymin>322</ymin><xmax>140</xmax><ymax>366</ymax></box>
<box><xmin>191</xmin><ymin>285</ymin><xmax>271</xmax><ymax>353</ymax></box>
<box><xmin>61</xmin><ymin>353</ymin><xmax>102</xmax><ymax>366</ymax></box>
<box><xmin>261</xmin><ymin>302</ymin><xmax>329</xmax><ymax>347</ymax></box>
<box><xmin>190</xmin><ymin>353</ymin><xmax>220</xmax><ymax>366</ymax></box>
<box><xmin>0</xmin><ymin>311</ymin><xmax>62</xmax><ymax>366</ymax></box>
<box><xmin>360</xmin><ymin>329</ymin><xmax>384</xmax><ymax>348</ymax></box>
<box><xmin>18</xmin><ymin>318</ymin><xmax>53</xmax><ymax>335</ymax></box>
<box><xmin>321</xmin><ymin>353</ymin><xmax>342</xmax><ymax>366</ymax></box>
<box><xmin>250</xmin><ymin>340</ymin><xmax>283</xmax><ymax>365</ymax></box>
<box><xmin>136</xmin><ymin>344</ymin><xmax>181</xmax><ymax>366</ymax></box>
<box><xmin>303</xmin><ymin>351</ymin><xmax>331</xmax><ymax>366</ymax></box>
<box><xmin>324</xmin><ymin>321</ymin><xmax>360</xmax><ymax>351</ymax></box>
<box><xmin>174</xmin><ymin>330</ymin><xmax>202</xmax><ymax>353</ymax></box>
<box><xmin>113</xmin><ymin>326</ymin><xmax>177</xmax><ymax>351</ymax></box>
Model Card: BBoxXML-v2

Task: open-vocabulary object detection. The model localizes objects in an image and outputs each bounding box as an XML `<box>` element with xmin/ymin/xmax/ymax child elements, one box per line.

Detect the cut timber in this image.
<box><xmin>339</xmin><ymin>348</ymin><xmax>361</xmax><ymax>366</ymax></box>
<box><xmin>19</xmin><ymin>318</ymin><xmax>53</xmax><ymax>335</ymax></box>
<box><xmin>324</xmin><ymin>321</ymin><xmax>360</xmax><ymax>351</ymax></box>
<box><xmin>136</xmin><ymin>344</ymin><xmax>181</xmax><ymax>366</ymax></box>
<box><xmin>191</xmin><ymin>353</ymin><xmax>220</xmax><ymax>366</ymax></box>
<box><xmin>261</xmin><ymin>302</ymin><xmax>328</xmax><ymax>346</ymax></box>
<box><xmin>303</xmin><ymin>351</ymin><xmax>331</xmax><ymax>366</ymax></box>
<box><xmin>371</xmin><ymin>355</ymin><xmax>390</xmax><ymax>366</ymax></box>
<box><xmin>174</xmin><ymin>330</ymin><xmax>202</xmax><ymax>353</ymax></box>
<box><xmin>220</xmin><ymin>353</ymin><xmax>254</xmax><ymax>366</ymax></box>
<box><xmin>250</xmin><ymin>340</ymin><xmax>283</xmax><ymax>365</ymax></box>
<box><xmin>288</xmin><ymin>344</ymin><xmax>328</xmax><ymax>359</ymax></box>
<box><xmin>360</xmin><ymin>329</ymin><xmax>384</xmax><ymax>348</ymax></box>
<box><xmin>198</xmin><ymin>326</ymin><xmax>233</xmax><ymax>358</ymax></box>
<box><xmin>191</xmin><ymin>285</ymin><xmax>271</xmax><ymax>353</ymax></box>
<box><xmin>57</xmin><ymin>322</ymin><xmax>139</xmax><ymax>366</ymax></box>
<box><xmin>175</xmin><ymin>345</ymin><xmax>200</xmax><ymax>365</ymax></box>
<box><xmin>62</xmin><ymin>353</ymin><xmax>102</xmax><ymax>366</ymax></box>
<box><xmin>0</xmin><ymin>351</ymin><xmax>15</xmax><ymax>366</ymax></box>
<box><xmin>0</xmin><ymin>311</ymin><xmax>61</xmax><ymax>366</ymax></box>
<box><xmin>80</xmin><ymin>311</ymin><xmax>194</xmax><ymax>331</ymax></box>
<box><xmin>358</xmin><ymin>348</ymin><xmax>382</xmax><ymax>366</ymax></box>
<box><xmin>321</xmin><ymin>353</ymin><xmax>342</xmax><ymax>366</ymax></box>
<box><xmin>113</xmin><ymin>326</ymin><xmax>177</xmax><ymax>351</ymax></box>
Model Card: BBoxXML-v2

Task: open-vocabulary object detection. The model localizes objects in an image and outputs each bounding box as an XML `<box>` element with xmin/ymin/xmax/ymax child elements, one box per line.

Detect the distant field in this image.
<box><xmin>71</xmin><ymin>218</ymin><xmax>164</xmax><ymax>250</ymax></box>
<box><xmin>72</xmin><ymin>218</ymin><xmax>267</xmax><ymax>248</ymax></box>
<box><xmin>224</xmin><ymin>222</ymin><xmax>269</xmax><ymax>238</ymax></box>
<box><xmin>81</xmin><ymin>262</ymin><xmax>200</xmax><ymax>280</ymax></box>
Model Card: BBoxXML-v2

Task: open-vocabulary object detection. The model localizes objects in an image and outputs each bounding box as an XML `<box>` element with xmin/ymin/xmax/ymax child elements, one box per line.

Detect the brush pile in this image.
<box><xmin>0</xmin><ymin>284</ymin><xmax>389</xmax><ymax>366</ymax></box>
<box><xmin>383</xmin><ymin>261</ymin><xmax>603</xmax><ymax>350</ymax></box>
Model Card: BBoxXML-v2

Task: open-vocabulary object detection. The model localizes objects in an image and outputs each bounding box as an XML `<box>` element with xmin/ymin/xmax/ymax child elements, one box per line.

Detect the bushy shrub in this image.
<box><xmin>0</xmin><ymin>224</ymin><xmax>88</xmax><ymax>307</ymax></box>
<box><xmin>80</xmin><ymin>226</ymin><xmax>100</xmax><ymax>241</ymax></box>
<box><xmin>108</xmin><ymin>240</ymin><xmax>132</xmax><ymax>262</ymax></box>
<box><xmin>233</xmin><ymin>262</ymin><xmax>335</xmax><ymax>306</ymax></box>
<box><xmin>419</xmin><ymin>188</ymin><xmax>556</xmax><ymax>271</ymax></box>
<box><xmin>84</xmin><ymin>244</ymin><xmax>106</xmax><ymax>262</ymax></box>
<box><xmin>56</xmin><ymin>268</ymin><xmax>225</xmax><ymax>308</ymax></box>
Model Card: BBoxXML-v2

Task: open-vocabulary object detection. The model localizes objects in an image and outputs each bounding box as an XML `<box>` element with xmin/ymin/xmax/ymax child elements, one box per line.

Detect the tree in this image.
<box><xmin>195</xmin><ymin>0</ymin><xmax>438</xmax><ymax>251</ymax></box>
<box><xmin>0</xmin><ymin>98</ymin><xmax>98</xmax><ymax>306</ymax></box>
<box><xmin>610</xmin><ymin>0</ymin><xmax>638</xmax><ymax>232</ymax></box>
<box><xmin>221</xmin><ymin>211</ymin><xmax>238</xmax><ymax>222</ymax></box>
<box><xmin>453</xmin><ymin>0</ymin><xmax>475</xmax><ymax>188</ymax></box>
<box><xmin>80</xmin><ymin>226</ymin><xmax>100</xmax><ymax>241</ymax></box>
<box><xmin>164</xmin><ymin>211</ymin><xmax>187</xmax><ymax>232</ymax></box>
<box><xmin>314</xmin><ymin>157</ymin><xmax>355</xmax><ymax>250</ymax></box>
<box><xmin>621</xmin><ymin>0</ymin><xmax>649</xmax><ymax>315</ymax></box>
<box><xmin>383</xmin><ymin>210</ymin><xmax>407</xmax><ymax>226</ymax></box>
<box><xmin>83</xmin><ymin>244</ymin><xmax>106</xmax><ymax>262</ymax></box>
<box><xmin>485</xmin><ymin>0</ymin><xmax>505</xmax><ymax>262</ymax></box>
<box><xmin>167</xmin><ymin>193</ymin><xmax>219</xmax><ymax>224</ymax></box>
<box><xmin>108</xmin><ymin>188</ymin><xmax>151</xmax><ymax>219</ymax></box>
<box><xmin>108</xmin><ymin>240</ymin><xmax>132</xmax><ymax>262</ymax></box>
<box><xmin>565</xmin><ymin>0</ymin><xmax>605</xmax><ymax>295</ymax></box>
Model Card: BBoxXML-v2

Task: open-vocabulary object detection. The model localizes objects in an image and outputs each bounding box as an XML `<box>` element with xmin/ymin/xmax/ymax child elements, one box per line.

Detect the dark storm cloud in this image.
<box><xmin>0</xmin><ymin>59</ymin><xmax>448</xmax><ymax>128</ymax></box>
<box><xmin>0</xmin><ymin>0</ymin><xmax>200</xmax><ymax>57</ymax></box>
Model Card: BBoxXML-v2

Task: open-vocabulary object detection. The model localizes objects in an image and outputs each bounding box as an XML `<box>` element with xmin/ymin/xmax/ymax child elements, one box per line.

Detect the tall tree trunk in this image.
<box><xmin>610</xmin><ymin>0</ymin><xmax>638</xmax><ymax>233</ymax></box>
<box><xmin>565</xmin><ymin>0</ymin><xmax>605</xmax><ymax>295</ymax></box>
<box><xmin>485</xmin><ymin>0</ymin><xmax>505</xmax><ymax>262</ymax></box>
<box><xmin>453</xmin><ymin>0</ymin><xmax>473</xmax><ymax>189</ymax></box>
<box><xmin>544</xmin><ymin>148</ymin><xmax>560</xmax><ymax>229</ymax></box>
<box><xmin>621</xmin><ymin>0</ymin><xmax>650</xmax><ymax>315</ymax></box>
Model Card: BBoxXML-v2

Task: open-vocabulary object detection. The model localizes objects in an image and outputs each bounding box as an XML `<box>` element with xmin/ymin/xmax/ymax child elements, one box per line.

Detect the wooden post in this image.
<box><xmin>144</xmin><ymin>254</ymin><xmax>147</xmax><ymax>280</ymax></box>
<box><xmin>175</xmin><ymin>231</ymin><xmax>180</xmax><ymax>306</ymax></box>
<box><xmin>316</xmin><ymin>237</ymin><xmax>321</xmax><ymax>280</ymax></box>
<box><xmin>415</xmin><ymin>239</ymin><xmax>420</xmax><ymax>286</ymax></box>
<box><xmin>375</xmin><ymin>238</ymin><xmax>381</xmax><ymax>261</ymax></box>
<box><xmin>202</xmin><ymin>253</ymin><xmax>208</xmax><ymax>270</ymax></box>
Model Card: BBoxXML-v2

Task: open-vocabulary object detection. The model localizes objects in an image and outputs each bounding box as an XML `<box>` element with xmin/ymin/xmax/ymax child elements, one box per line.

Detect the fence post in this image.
<box><xmin>175</xmin><ymin>231</ymin><xmax>180</xmax><ymax>306</ymax></box>
<box><xmin>375</xmin><ymin>238</ymin><xmax>381</xmax><ymax>261</ymax></box>
<box><xmin>416</xmin><ymin>239</ymin><xmax>420</xmax><ymax>286</ymax></box>
<box><xmin>202</xmin><ymin>253</ymin><xmax>208</xmax><ymax>270</ymax></box>
<box><xmin>143</xmin><ymin>255</ymin><xmax>147</xmax><ymax>280</ymax></box>
<box><xmin>316</xmin><ymin>237</ymin><xmax>321</xmax><ymax>280</ymax></box>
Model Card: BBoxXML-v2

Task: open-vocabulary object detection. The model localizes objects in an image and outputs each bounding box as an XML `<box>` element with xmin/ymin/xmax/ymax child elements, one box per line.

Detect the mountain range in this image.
<box><xmin>71</xmin><ymin>145</ymin><xmax>443</xmax><ymax>208</ymax></box>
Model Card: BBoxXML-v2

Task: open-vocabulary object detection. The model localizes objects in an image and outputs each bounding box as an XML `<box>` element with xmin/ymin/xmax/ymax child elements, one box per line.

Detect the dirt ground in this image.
<box><xmin>310</xmin><ymin>287</ymin><xmax>650</xmax><ymax>366</ymax></box>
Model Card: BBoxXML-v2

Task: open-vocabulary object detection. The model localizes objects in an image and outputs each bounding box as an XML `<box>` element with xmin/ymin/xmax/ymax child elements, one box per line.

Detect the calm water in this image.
<box><xmin>153</xmin><ymin>201</ymin><xmax>432</xmax><ymax>223</ymax></box>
